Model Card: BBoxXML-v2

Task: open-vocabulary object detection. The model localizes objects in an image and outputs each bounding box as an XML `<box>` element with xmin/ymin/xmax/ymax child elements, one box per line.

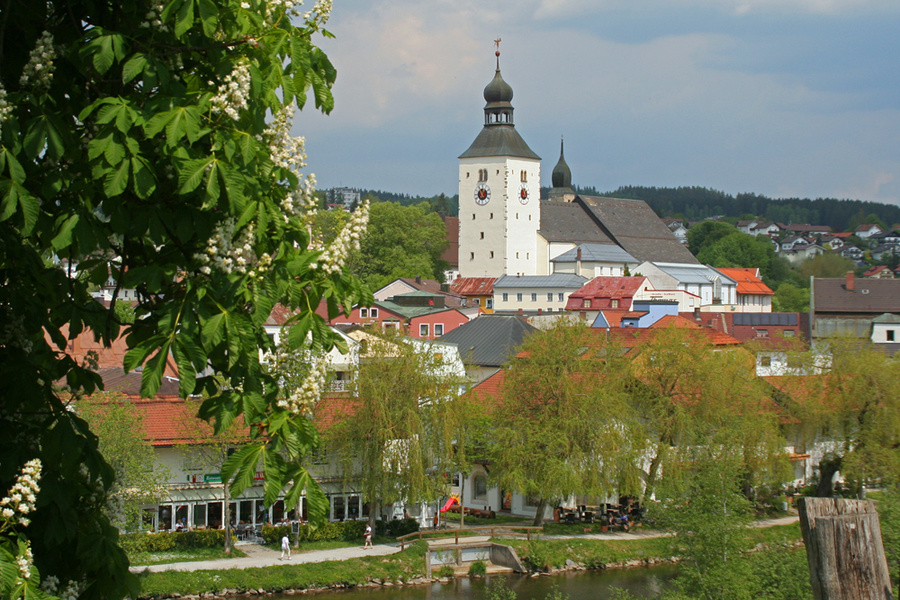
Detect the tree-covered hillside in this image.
<box><xmin>604</xmin><ymin>186</ymin><xmax>900</xmax><ymax>232</ymax></box>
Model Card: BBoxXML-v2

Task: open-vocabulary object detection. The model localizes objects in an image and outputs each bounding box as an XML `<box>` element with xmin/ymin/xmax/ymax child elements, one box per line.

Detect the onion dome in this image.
<box><xmin>551</xmin><ymin>137</ymin><xmax>572</xmax><ymax>189</ymax></box>
<box><xmin>483</xmin><ymin>53</ymin><xmax>514</xmax><ymax>104</ymax></box>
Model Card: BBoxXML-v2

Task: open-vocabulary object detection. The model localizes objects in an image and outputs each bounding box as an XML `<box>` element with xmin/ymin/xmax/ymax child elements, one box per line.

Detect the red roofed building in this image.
<box><xmin>449</xmin><ymin>276</ymin><xmax>498</xmax><ymax>313</ymax></box>
<box><xmin>565</xmin><ymin>276</ymin><xmax>649</xmax><ymax>311</ymax></box>
<box><xmin>716</xmin><ymin>268</ymin><xmax>774</xmax><ymax>313</ymax></box>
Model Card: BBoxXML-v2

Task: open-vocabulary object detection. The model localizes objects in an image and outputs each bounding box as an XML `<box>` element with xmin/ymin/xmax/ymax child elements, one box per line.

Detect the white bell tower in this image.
<box><xmin>458</xmin><ymin>41</ymin><xmax>541</xmax><ymax>278</ymax></box>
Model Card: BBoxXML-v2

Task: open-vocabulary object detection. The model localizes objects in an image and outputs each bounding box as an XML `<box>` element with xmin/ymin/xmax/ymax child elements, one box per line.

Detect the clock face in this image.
<box><xmin>474</xmin><ymin>183</ymin><xmax>491</xmax><ymax>205</ymax></box>
<box><xmin>519</xmin><ymin>185</ymin><xmax>530</xmax><ymax>204</ymax></box>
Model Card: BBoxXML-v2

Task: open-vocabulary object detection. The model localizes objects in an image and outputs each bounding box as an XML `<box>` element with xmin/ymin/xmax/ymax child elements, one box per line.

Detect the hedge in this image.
<box><xmin>119</xmin><ymin>529</ymin><xmax>233</xmax><ymax>554</ymax></box>
<box><xmin>260</xmin><ymin>518</ymin><xmax>419</xmax><ymax>545</ymax></box>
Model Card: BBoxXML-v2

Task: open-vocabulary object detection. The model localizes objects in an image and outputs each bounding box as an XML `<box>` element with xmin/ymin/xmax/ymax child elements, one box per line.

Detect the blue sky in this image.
<box><xmin>297</xmin><ymin>0</ymin><xmax>900</xmax><ymax>207</ymax></box>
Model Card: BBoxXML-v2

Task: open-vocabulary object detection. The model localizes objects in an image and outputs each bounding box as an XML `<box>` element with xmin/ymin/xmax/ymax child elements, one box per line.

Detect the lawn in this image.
<box><xmin>129</xmin><ymin>546</ymin><xmax>247</xmax><ymax>566</ymax></box>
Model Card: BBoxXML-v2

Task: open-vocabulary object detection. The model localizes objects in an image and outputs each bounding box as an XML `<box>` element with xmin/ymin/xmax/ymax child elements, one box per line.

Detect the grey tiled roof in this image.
<box><xmin>551</xmin><ymin>243</ymin><xmax>638</xmax><ymax>264</ymax></box>
<box><xmin>539</xmin><ymin>201</ymin><xmax>613</xmax><ymax>244</ymax></box>
<box><xmin>651</xmin><ymin>262</ymin><xmax>737</xmax><ymax>285</ymax></box>
<box><xmin>575</xmin><ymin>196</ymin><xmax>699</xmax><ymax>264</ymax></box>
<box><xmin>459</xmin><ymin>126</ymin><xmax>540</xmax><ymax>159</ymax></box>
<box><xmin>494</xmin><ymin>274</ymin><xmax>589</xmax><ymax>289</ymax></box>
<box><xmin>814</xmin><ymin>278</ymin><xmax>900</xmax><ymax>313</ymax></box>
<box><xmin>438</xmin><ymin>315</ymin><xmax>537</xmax><ymax>367</ymax></box>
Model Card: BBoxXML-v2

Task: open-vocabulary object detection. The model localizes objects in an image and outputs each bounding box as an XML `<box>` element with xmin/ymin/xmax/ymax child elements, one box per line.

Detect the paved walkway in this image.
<box><xmin>130</xmin><ymin>514</ymin><xmax>800</xmax><ymax>574</ymax></box>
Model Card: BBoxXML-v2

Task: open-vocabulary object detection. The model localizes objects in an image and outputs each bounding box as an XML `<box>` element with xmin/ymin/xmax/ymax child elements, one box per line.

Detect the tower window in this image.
<box><xmin>478</xmin><ymin>169</ymin><xmax>487</xmax><ymax>182</ymax></box>
<box><xmin>470</xmin><ymin>252</ymin><xmax>474</xmax><ymax>260</ymax></box>
<box><xmin>520</xmin><ymin>170</ymin><xmax>527</xmax><ymax>182</ymax></box>
<box><xmin>490</xmin><ymin>251</ymin><xmax>494</xmax><ymax>258</ymax></box>
<box><xmin>490</xmin><ymin>213</ymin><xmax>493</xmax><ymax>219</ymax></box>
<box><xmin>472</xmin><ymin>214</ymin><xmax>476</xmax><ymax>219</ymax></box>
<box><xmin>480</xmin><ymin>232</ymin><xmax>484</xmax><ymax>239</ymax></box>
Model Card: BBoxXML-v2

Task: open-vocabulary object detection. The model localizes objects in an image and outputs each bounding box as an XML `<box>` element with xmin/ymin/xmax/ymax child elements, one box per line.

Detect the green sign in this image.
<box><xmin>204</xmin><ymin>474</ymin><xmax>222</xmax><ymax>483</ymax></box>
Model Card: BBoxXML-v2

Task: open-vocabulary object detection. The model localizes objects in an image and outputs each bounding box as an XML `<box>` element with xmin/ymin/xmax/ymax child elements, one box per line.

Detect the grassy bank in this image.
<box><xmin>137</xmin><ymin>542</ymin><xmax>429</xmax><ymax>598</ymax></box>
<box><xmin>131</xmin><ymin>547</ymin><xmax>247</xmax><ymax>567</ymax></box>
<box><xmin>136</xmin><ymin>524</ymin><xmax>804</xmax><ymax>598</ymax></box>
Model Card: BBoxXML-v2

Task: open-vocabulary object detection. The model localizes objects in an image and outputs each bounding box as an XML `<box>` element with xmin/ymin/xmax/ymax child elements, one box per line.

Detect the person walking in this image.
<box><xmin>280</xmin><ymin>533</ymin><xmax>291</xmax><ymax>560</ymax></box>
<box><xmin>363</xmin><ymin>523</ymin><xmax>373</xmax><ymax>549</ymax></box>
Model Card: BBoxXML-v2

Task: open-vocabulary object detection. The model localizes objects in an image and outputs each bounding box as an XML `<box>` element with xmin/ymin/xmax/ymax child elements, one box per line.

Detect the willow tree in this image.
<box><xmin>324</xmin><ymin>332</ymin><xmax>466</xmax><ymax>527</ymax></box>
<box><xmin>490</xmin><ymin>319</ymin><xmax>644</xmax><ymax>526</ymax></box>
<box><xmin>0</xmin><ymin>2</ymin><xmax>366</xmax><ymax>598</ymax></box>
<box><xmin>625</xmin><ymin>325</ymin><xmax>789</xmax><ymax>502</ymax></box>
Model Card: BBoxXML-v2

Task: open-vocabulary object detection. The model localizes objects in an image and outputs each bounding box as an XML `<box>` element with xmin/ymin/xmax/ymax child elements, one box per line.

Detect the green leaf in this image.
<box><xmin>131</xmin><ymin>156</ymin><xmax>157</xmax><ymax>199</ymax></box>
<box><xmin>223</xmin><ymin>443</ymin><xmax>263</xmax><ymax>497</ymax></box>
<box><xmin>2</xmin><ymin>148</ymin><xmax>26</xmax><ymax>183</ymax></box>
<box><xmin>172</xmin><ymin>338</ymin><xmax>197</xmax><ymax>398</ymax></box>
<box><xmin>141</xmin><ymin>340</ymin><xmax>171</xmax><ymax>397</ymax></box>
<box><xmin>201</xmin><ymin>312</ymin><xmax>226</xmax><ymax>348</ymax></box>
<box><xmin>197</xmin><ymin>0</ymin><xmax>219</xmax><ymax>37</ymax></box>
<box><xmin>204</xmin><ymin>160</ymin><xmax>221</xmax><ymax>204</ymax></box>
<box><xmin>178</xmin><ymin>156</ymin><xmax>214</xmax><ymax>193</ymax></box>
<box><xmin>122</xmin><ymin>53</ymin><xmax>148</xmax><ymax>83</ymax></box>
<box><xmin>103</xmin><ymin>159</ymin><xmax>130</xmax><ymax>197</ymax></box>
<box><xmin>263</xmin><ymin>451</ymin><xmax>288</xmax><ymax>507</ymax></box>
<box><xmin>175</xmin><ymin>0</ymin><xmax>195</xmax><ymax>38</ymax></box>
<box><xmin>123</xmin><ymin>341</ymin><xmax>156</xmax><ymax>373</ymax></box>
<box><xmin>50</xmin><ymin>213</ymin><xmax>80</xmax><ymax>251</ymax></box>
<box><xmin>287</xmin><ymin>314</ymin><xmax>312</xmax><ymax>350</ymax></box>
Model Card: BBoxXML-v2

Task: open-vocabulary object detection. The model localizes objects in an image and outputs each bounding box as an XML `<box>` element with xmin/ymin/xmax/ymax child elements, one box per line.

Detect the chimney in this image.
<box><xmin>846</xmin><ymin>271</ymin><xmax>854</xmax><ymax>291</ymax></box>
<box><xmin>576</xmin><ymin>248</ymin><xmax>582</xmax><ymax>274</ymax></box>
<box><xmin>517</xmin><ymin>308</ymin><xmax>523</xmax><ymax>317</ymax></box>
<box><xmin>415</xmin><ymin>275</ymin><xmax>422</xmax><ymax>284</ymax></box>
<box><xmin>537</xmin><ymin>308</ymin><xmax>543</xmax><ymax>315</ymax></box>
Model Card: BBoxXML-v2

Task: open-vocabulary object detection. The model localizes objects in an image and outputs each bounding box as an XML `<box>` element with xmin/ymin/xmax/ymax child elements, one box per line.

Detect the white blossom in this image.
<box><xmin>19</xmin><ymin>31</ymin><xmax>56</xmax><ymax>90</ymax></box>
<box><xmin>263</xmin><ymin>105</ymin><xmax>306</xmax><ymax>173</ymax></box>
<box><xmin>304</xmin><ymin>0</ymin><xmax>333</xmax><ymax>27</ymax></box>
<box><xmin>316</xmin><ymin>201</ymin><xmax>369</xmax><ymax>275</ymax></box>
<box><xmin>210</xmin><ymin>60</ymin><xmax>251</xmax><ymax>121</ymax></box>
<box><xmin>0</xmin><ymin>459</ymin><xmax>41</xmax><ymax>528</ymax></box>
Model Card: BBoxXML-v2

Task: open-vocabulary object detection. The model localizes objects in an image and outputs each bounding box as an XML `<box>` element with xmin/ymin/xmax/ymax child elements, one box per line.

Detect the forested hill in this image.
<box><xmin>601</xmin><ymin>186</ymin><xmax>900</xmax><ymax>231</ymax></box>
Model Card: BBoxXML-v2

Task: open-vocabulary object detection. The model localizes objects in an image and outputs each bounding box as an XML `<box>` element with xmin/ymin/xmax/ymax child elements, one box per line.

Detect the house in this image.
<box><xmin>437</xmin><ymin>314</ymin><xmax>537</xmax><ymax>384</ymax></box>
<box><xmin>662</xmin><ymin>218</ymin><xmax>689</xmax><ymax>244</ymax></box>
<box><xmin>550</xmin><ymin>243</ymin><xmax>640</xmax><ymax>278</ymax></box>
<box><xmin>780</xmin><ymin>235</ymin><xmax>807</xmax><ymax>252</ymax></box>
<box><xmin>449</xmin><ymin>276</ymin><xmax>498</xmax><ymax>313</ymax></box>
<box><xmin>635</xmin><ymin>262</ymin><xmax>737</xmax><ymax>310</ymax></box>
<box><xmin>618</xmin><ymin>300</ymin><xmax>680</xmax><ymax>328</ymax></box>
<box><xmin>811</xmin><ymin>272</ymin><xmax>900</xmax><ymax>338</ymax></box>
<box><xmin>854</xmin><ymin>224</ymin><xmax>884</xmax><ymax>239</ymax></box>
<box><xmin>373</xmin><ymin>276</ymin><xmax>465</xmax><ymax>308</ymax></box>
<box><xmin>716</xmin><ymin>267</ymin><xmax>774</xmax><ymax>313</ymax></box>
<box><xmin>870</xmin><ymin>313</ymin><xmax>900</xmax><ymax>356</ymax></box>
<box><xmin>565</xmin><ymin>276</ymin><xmax>649</xmax><ymax>312</ymax></box>
<box><xmin>839</xmin><ymin>246</ymin><xmax>864</xmax><ymax>261</ymax></box>
<box><xmin>781</xmin><ymin>224</ymin><xmax>833</xmax><ymax>235</ymax></box>
<box><xmin>737</xmin><ymin>220</ymin><xmax>781</xmax><ymax>237</ymax></box>
<box><xmin>782</xmin><ymin>244</ymin><xmax>826</xmax><ymax>264</ymax></box>
<box><xmin>869</xmin><ymin>246</ymin><xmax>898</xmax><ymax>262</ymax></box>
<box><xmin>492</xmin><ymin>273</ymin><xmax>588</xmax><ymax>314</ymax></box>
<box><xmin>863</xmin><ymin>265</ymin><xmax>894</xmax><ymax>279</ymax></box>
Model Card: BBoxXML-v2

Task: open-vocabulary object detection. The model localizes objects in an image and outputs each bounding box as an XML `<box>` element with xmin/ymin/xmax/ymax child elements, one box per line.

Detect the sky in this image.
<box><xmin>296</xmin><ymin>0</ymin><xmax>900</xmax><ymax>207</ymax></box>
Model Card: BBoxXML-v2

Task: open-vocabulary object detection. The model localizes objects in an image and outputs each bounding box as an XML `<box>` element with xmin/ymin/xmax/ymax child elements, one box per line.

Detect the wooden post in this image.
<box><xmin>798</xmin><ymin>497</ymin><xmax>893</xmax><ymax>600</ymax></box>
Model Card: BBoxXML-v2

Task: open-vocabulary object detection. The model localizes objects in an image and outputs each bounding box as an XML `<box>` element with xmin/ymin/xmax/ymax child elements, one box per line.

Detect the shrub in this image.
<box><xmin>386</xmin><ymin>518</ymin><xmax>420</xmax><ymax>537</ymax></box>
<box><xmin>437</xmin><ymin>565</ymin><xmax>455</xmax><ymax>578</ymax></box>
<box><xmin>260</xmin><ymin>521</ymin><xmax>367</xmax><ymax>545</ymax></box>
<box><xmin>119</xmin><ymin>530</ymin><xmax>232</xmax><ymax>554</ymax></box>
<box><xmin>468</xmin><ymin>560</ymin><xmax>487</xmax><ymax>577</ymax></box>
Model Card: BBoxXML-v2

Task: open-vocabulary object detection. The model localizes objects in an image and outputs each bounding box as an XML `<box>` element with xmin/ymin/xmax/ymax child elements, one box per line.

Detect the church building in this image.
<box><xmin>457</xmin><ymin>47</ymin><xmax>697</xmax><ymax>281</ymax></box>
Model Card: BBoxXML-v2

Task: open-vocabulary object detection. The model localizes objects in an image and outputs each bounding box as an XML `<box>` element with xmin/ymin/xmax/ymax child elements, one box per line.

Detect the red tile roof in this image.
<box><xmin>717</xmin><ymin>268</ymin><xmax>774</xmax><ymax>296</ymax></box>
<box><xmin>568</xmin><ymin>276</ymin><xmax>647</xmax><ymax>301</ymax></box>
<box><xmin>449</xmin><ymin>277</ymin><xmax>498</xmax><ymax>296</ymax></box>
<box><xmin>465</xmin><ymin>369</ymin><xmax>506</xmax><ymax>410</ymax></box>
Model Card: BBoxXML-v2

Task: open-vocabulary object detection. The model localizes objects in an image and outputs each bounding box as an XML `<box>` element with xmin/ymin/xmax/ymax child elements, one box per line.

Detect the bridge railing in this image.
<box><xmin>397</xmin><ymin>525</ymin><xmax>543</xmax><ymax>550</ymax></box>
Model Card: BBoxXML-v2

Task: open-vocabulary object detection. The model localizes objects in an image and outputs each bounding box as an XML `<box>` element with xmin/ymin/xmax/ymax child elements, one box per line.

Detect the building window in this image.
<box><xmin>502</xmin><ymin>293</ymin><xmax>508</xmax><ymax>302</ymax></box>
<box><xmin>383</xmin><ymin>321</ymin><xmax>399</xmax><ymax>330</ymax></box>
<box><xmin>478</xmin><ymin>169</ymin><xmax>487</xmax><ymax>182</ymax></box>
<box><xmin>370</xmin><ymin>308</ymin><xmax>379</xmax><ymax>318</ymax></box>
<box><xmin>784</xmin><ymin>329</ymin><xmax>795</xmax><ymax>337</ymax></box>
<box><xmin>490</xmin><ymin>251</ymin><xmax>494</xmax><ymax>258</ymax></box>
<box><xmin>474</xmin><ymin>475</ymin><xmax>488</xmax><ymax>500</ymax></box>
<box><xmin>472</xmin><ymin>214</ymin><xmax>476</xmax><ymax>219</ymax></box>
<box><xmin>759</xmin><ymin>356</ymin><xmax>772</xmax><ymax>367</ymax></box>
<box><xmin>547</xmin><ymin>293</ymin><xmax>553</xmax><ymax>301</ymax></box>
<box><xmin>757</xmin><ymin>329</ymin><xmax>769</xmax><ymax>338</ymax></box>
<box><xmin>520</xmin><ymin>170</ymin><xmax>527</xmax><ymax>182</ymax></box>
<box><xmin>474</xmin><ymin>298</ymin><xmax>481</xmax><ymax>306</ymax></box>
<box><xmin>486</xmin><ymin>298</ymin><xmax>493</xmax><ymax>309</ymax></box>
<box><xmin>360</xmin><ymin>308</ymin><xmax>368</xmax><ymax>317</ymax></box>
<box><xmin>611</xmin><ymin>299</ymin><xmax>619</xmax><ymax>308</ymax></box>
<box><xmin>516</xmin><ymin>293</ymin><xmax>523</xmax><ymax>302</ymax></box>
<box><xmin>531</xmin><ymin>293</ymin><xmax>537</xmax><ymax>302</ymax></box>
<box><xmin>419</xmin><ymin>323</ymin><xmax>429</xmax><ymax>337</ymax></box>
<box><xmin>490</xmin><ymin>212</ymin><xmax>494</xmax><ymax>219</ymax></box>
<box><xmin>480</xmin><ymin>231</ymin><xmax>484</xmax><ymax>239</ymax></box>
<box><xmin>434</xmin><ymin>324</ymin><xmax>444</xmax><ymax>337</ymax></box>
<box><xmin>889</xmin><ymin>330</ymin><xmax>896</xmax><ymax>342</ymax></box>
<box><xmin>558</xmin><ymin>293</ymin><xmax>564</xmax><ymax>302</ymax></box>
<box><xmin>516</xmin><ymin>252</ymin><xmax>519</xmax><ymax>258</ymax></box>
<box><xmin>583</xmin><ymin>299</ymin><xmax>591</xmax><ymax>308</ymax></box>
<box><xmin>470</xmin><ymin>252</ymin><xmax>474</xmax><ymax>260</ymax></box>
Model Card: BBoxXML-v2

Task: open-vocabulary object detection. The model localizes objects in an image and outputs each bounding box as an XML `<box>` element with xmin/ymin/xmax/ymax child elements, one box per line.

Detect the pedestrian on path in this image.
<box><xmin>280</xmin><ymin>533</ymin><xmax>291</xmax><ymax>560</ymax></box>
<box><xmin>363</xmin><ymin>524</ymin><xmax>373</xmax><ymax>548</ymax></box>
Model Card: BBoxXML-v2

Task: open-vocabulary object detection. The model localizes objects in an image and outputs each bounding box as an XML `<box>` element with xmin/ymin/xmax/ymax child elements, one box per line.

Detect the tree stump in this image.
<box><xmin>798</xmin><ymin>497</ymin><xmax>893</xmax><ymax>600</ymax></box>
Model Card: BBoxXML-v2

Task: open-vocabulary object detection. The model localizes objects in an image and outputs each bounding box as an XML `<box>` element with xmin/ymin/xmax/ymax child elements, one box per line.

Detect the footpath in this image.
<box><xmin>130</xmin><ymin>514</ymin><xmax>799</xmax><ymax>574</ymax></box>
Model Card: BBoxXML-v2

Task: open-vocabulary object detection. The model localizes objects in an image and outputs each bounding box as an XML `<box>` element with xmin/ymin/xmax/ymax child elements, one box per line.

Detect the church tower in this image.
<box><xmin>458</xmin><ymin>44</ymin><xmax>541</xmax><ymax>278</ymax></box>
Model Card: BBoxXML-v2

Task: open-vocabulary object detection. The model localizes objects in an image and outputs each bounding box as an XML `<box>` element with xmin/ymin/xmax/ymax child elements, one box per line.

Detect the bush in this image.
<box><xmin>386</xmin><ymin>518</ymin><xmax>420</xmax><ymax>537</ymax></box>
<box><xmin>260</xmin><ymin>521</ymin><xmax>367</xmax><ymax>545</ymax></box>
<box><xmin>468</xmin><ymin>560</ymin><xmax>487</xmax><ymax>577</ymax></box>
<box><xmin>119</xmin><ymin>530</ymin><xmax>232</xmax><ymax>554</ymax></box>
<box><xmin>437</xmin><ymin>565</ymin><xmax>455</xmax><ymax>578</ymax></box>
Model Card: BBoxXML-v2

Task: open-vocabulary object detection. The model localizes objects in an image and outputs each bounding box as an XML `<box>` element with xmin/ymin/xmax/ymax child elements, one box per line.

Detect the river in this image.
<box><xmin>271</xmin><ymin>567</ymin><xmax>675</xmax><ymax>600</ymax></box>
